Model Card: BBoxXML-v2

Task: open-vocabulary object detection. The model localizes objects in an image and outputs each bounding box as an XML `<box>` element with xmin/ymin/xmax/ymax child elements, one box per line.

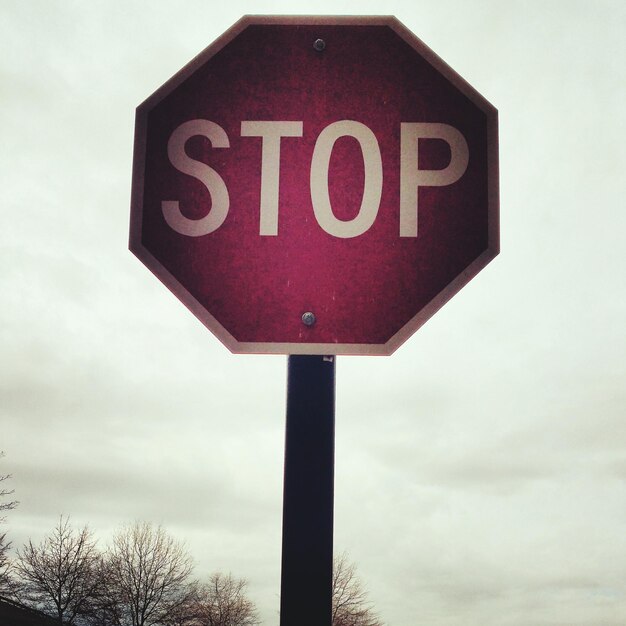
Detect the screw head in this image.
<box><xmin>301</xmin><ymin>311</ymin><xmax>316</xmax><ymax>327</ymax></box>
<box><xmin>313</xmin><ymin>38</ymin><xmax>326</xmax><ymax>52</ymax></box>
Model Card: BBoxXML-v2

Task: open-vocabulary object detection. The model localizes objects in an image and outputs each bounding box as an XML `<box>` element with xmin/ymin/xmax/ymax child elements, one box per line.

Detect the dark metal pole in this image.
<box><xmin>280</xmin><ymin>355</ymin><xmax>336</xmax><ymax>626</ymax></box>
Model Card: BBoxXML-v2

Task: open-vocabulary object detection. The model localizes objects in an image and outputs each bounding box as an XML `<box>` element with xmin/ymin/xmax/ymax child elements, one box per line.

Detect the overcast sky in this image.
<box><xmin>1</xmin><ymin>1</ymin><xmax>625</xmax><ymax>625</ymax></box>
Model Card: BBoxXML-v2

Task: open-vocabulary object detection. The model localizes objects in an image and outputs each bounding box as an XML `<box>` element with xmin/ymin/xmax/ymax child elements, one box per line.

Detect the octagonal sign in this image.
<box><xmin>130</xmin><ymin>16</ymin><xmax>499</xmax><ymax>355</ymax></box>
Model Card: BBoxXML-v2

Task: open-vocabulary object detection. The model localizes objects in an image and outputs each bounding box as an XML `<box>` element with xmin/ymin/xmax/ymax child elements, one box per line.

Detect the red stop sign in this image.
<box><xmin>130</xmin><ymin>16</ymin><xmax>499</xmax><ymax>355</ymax></box>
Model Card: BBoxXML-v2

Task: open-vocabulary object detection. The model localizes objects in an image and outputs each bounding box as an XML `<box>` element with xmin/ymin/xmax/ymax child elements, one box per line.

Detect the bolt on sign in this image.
<box><xmin>130</xmin><ymin>15</ymin><xmax>499</xmax><ymax>355</ymax></box>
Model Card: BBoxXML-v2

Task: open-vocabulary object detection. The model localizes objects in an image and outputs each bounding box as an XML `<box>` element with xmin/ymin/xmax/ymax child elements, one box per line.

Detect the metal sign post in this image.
<box><xmin>280</xmin><ymin>355</ymin><xmax>336</xmax><ymax>626</ymax></box>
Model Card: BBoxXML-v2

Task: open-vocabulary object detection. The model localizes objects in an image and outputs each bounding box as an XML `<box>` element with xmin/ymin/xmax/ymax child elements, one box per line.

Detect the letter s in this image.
<box><xmin>161</xmin><ymin>119</ymin><xmax>230</xmax><ymax>236</ymax></box>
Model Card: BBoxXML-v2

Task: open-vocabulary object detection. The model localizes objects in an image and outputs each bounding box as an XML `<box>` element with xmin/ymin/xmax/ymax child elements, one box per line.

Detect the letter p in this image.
<box><xmin>400</xmin><ymin>123</ymin><xmax>469</xmax><ymax>237</ymax></box>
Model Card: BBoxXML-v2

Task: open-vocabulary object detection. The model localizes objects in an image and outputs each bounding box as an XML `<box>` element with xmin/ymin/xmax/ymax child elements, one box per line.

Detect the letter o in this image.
<box><xmin>310</xmin><ymin>120</ymin><xmax>383</xmax><ymax>238</ymax></box>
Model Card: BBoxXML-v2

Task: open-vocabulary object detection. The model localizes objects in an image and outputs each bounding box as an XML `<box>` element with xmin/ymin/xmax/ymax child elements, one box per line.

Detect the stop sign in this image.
<box><xmin>130</xmin><ymin>16</ymin><xmax>499</xmax><ymax>355</ymax></box>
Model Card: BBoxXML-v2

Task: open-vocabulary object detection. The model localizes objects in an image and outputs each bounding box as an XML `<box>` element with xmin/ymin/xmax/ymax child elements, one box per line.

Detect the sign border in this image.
<box><xmin>130</xmin><ymin>15</ymin><xmax>499</xmax><ymax>356</ymax></box>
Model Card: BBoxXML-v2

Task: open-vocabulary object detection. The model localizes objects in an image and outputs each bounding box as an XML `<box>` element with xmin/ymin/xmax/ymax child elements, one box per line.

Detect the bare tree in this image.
<box><xmin>0</xmin><ymin>453</ymin><xmax>18</xmax><ymax>519</ymax></box>
<box><xmin>190</xmin><ymin>573</ymin><xmax>259</xmax><ymax>626</ymax></box>
<box><xmin>0</xmin><ymin>452</ymin><xmax>18</xmax><ymax>595</ymax></box>
<box><xmin>158</xmin><ymin>581</ymin><xmax>199</xmax><ymax>626</ymax></box>
<box><xmin>0</xmin><ymin>535</ymin><xmax>13</xmax><ymax>596</ymax></box>
<box><xmin>332</xmin><ymin>553</ymin><xmax>383</xmax><ymax>626</ymax></box>
<box><xmin>15</xmin><ymin>516</ymin><xmax>104</xmax><ymax>625</ymax></box>
<box><xmin>106</xmin><ymin>521</ymin><xmax>194</xmax><ymax>626</ymax></box>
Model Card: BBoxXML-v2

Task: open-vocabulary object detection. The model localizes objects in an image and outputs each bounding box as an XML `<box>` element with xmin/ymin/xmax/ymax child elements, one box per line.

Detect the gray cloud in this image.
<box><xmin>2</xmin><ymin>1</ymin><xmax>625</xmax><ymax>625</ymax></box>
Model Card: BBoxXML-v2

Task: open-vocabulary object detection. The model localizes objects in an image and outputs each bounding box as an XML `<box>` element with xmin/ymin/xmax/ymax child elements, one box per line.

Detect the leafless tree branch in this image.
<box><xmin>332</xmin><ymin>553</ymin><xmax>383</xmax><ymax>626</ymax></box>
<box><xmin>15</xmin><ymin>515</ymin><xmax>104</xmax><ymax>625</ymax></box>
<box><xmin>105</xmin><ymin>521</ymin><xmax>194</xmax><ymax>626</ymax></box>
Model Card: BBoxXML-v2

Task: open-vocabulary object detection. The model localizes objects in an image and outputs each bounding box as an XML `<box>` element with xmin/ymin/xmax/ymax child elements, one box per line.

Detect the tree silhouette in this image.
<box><xmin>192</xmin><ymin>572</ymin><xmax>259</xmax><ymax>626</ymax></box>
<box><xmin>105</xmin><ymin>521</ymin><xmax>194</xmax><ymax>626</ymax></box>
<box><xmin>0</xmin><ymin>452</ymin><xmax>18</xmax><ymax>595</ymax></box>
<box><xmin>332</xmin><ymin>553</ymin><xmax>383</xmax><ymax>626</ymax></box>
<box><xmin>15</xmin><ymin>516</ymin><xmax>104</xmax><ymax>625</ymax></box>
